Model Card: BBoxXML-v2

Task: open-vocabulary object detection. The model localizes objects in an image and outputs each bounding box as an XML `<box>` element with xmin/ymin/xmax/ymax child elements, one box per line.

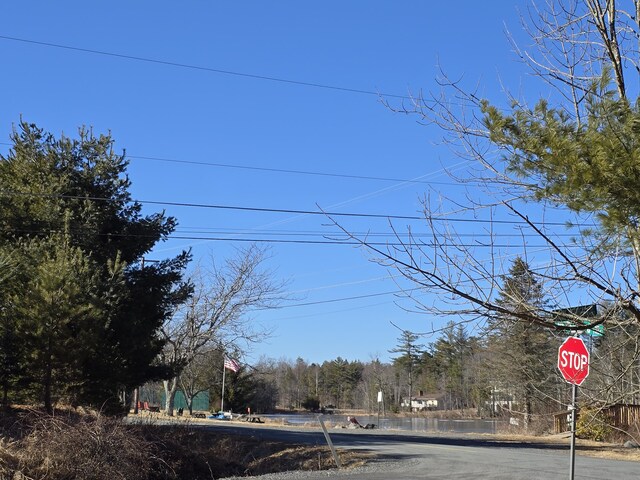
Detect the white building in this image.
<box><xmin>401</xmin><ymin>392</ymin><xmax>443</xmax><ymax>411</ymax></box>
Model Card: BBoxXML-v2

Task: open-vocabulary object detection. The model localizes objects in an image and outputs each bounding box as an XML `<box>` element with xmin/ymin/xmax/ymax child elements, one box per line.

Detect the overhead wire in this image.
<box><xmin>0</xmin><ymin>34</ymin><xmax>411</xmax><ymax>100</ymax></box>
<box><xmin>0</xmin><ymin>190</ymin><xmax>591</xmax><ymax>226</ymax></box>
<box><xmin>0</xmin><ymin>225</ymin><xmax>583</xmax><ymax>248</ymax></box>
<box><xmin>174</xmin><ymin>226</ymin><xmax>579</xmax><ymax>238</ymax></box>
<box><xmin>1</xmin><ymin>142</ymin><xmax>464</xmax><ymax>186</ymax></box>
<box><xmin>129</xmin><ymin>153</ymin><xmax>462</xmax><ymax>186</ymax></box>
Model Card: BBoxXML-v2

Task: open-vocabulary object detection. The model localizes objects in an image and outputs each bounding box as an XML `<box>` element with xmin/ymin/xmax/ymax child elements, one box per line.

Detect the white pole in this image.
<box><xmin>220</xmin><ymin>361</ymin><xmax>226</xmax><ymax>413</ymax></box>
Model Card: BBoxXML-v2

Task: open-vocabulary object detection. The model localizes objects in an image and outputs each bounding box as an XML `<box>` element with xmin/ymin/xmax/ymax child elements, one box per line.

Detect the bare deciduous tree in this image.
<box><xmin>161</xmin><ymin>245</ymin><xmax>285</xmax><ymax>415</ymax></box>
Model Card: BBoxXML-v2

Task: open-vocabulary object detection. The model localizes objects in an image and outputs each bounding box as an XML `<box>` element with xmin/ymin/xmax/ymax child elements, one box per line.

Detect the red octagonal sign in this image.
<box><xmin>558</xmin><ymin>337</ymin><xmax>590</xmax><ymax>386</ymax></box>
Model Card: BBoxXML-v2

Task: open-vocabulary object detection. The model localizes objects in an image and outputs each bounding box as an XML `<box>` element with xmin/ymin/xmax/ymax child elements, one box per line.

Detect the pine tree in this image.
<box><xmin>390</xmin><ymin>330</ymin><xmax>425</xmax><ymax>411</ymax></box>
<box><xmin>12</xmin><ymin>235</ymin><xmax>100</xmax><ymax>413</ymax></box>
<box><xmin>432</xmin><ymin>322</ymin><xmax>476</xmax><ymax>410</ymax></box>
<box><xmin>0</xmin><ymin>251</ymin><xmax>20</xmax><ymax>409</ymax></box>
<box><xmin>0</xmin><ymin>121</ymin><xmax>191</xmax><ymax>412</ymax></box>
<box><xmin>484</xmin><ymin>257</ymin><xmax>555</xmax><ymax>430</ymax></box>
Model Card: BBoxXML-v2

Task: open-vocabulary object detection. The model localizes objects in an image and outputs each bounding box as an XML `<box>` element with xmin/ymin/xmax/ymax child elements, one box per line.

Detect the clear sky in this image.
<box><xmin>0</xmin><ymin>1</ymin><xmax>555</xmax><ymax>364</ymax></box>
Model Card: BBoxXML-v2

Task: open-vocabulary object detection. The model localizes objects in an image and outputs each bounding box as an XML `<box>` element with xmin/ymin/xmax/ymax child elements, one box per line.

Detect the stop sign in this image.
<box><xmin>557</xmin><ymin>337</ymin><xmax>590</xmax><ymax>385</ymax></box>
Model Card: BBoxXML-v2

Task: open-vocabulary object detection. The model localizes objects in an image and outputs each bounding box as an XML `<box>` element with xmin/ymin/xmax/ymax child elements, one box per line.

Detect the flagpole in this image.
<box><xmin>220</xmin><ymin>360</ymin><xmax>226</xmax><ymax>413</ymax></box>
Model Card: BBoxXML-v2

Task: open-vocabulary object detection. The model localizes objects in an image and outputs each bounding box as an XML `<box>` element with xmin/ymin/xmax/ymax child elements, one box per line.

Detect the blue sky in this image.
<box><xmin>1</xmin><ymin>1</ymin><xmax>556</xmax><ymax>364</ymax></box>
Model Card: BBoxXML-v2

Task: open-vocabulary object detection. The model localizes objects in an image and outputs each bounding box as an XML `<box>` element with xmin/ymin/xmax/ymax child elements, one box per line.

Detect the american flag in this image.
<box><xmin>224</xmin><ymin>357</ymin><xmax>240</xmax><ymax>372</ymax></box>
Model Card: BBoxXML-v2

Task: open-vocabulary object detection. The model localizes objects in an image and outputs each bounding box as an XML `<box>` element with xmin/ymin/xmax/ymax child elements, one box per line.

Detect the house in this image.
<box><xmin>485</xmin><ymin>386</ymin><xmax>515</xmax><ymax>416</ymax></box>
<box><xmin>401</xmin><ymin>391</ymin><xmax>444</xmax><ymax>411</ymax></box>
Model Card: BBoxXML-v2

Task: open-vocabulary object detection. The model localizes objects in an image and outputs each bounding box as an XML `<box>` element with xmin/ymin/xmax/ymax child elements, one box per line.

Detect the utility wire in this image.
<box><xmin>2</xmin><ymin>142</ymin><xmax>463</xmax><ymax>186</ymax></box>
<box><xmin>0</xmin><ymin>190</ymin><xmax>589</xmax><ymax>226</ymax></box>
<box><xmin>276</xmin><ymin>288</ymin><xmax>421</xmax><ymax>308</ymax></box>
<box><xmin>0</xmin><ymin>226</ymin><xmax>586</xmax><ymax>248</ymax></box>
<box><xmin>129</xmin><ymin>154</ymin><xmax>459</xmax><ymax>186</ymax></box>
<box><xmin>174</xmin><ymin>227</ymin><xmax>578</xmax><ymax>238</ymax></box>
<box><xmin>0</xmin><ymin>142</ymin><xmax>474</xmax><ymax>189</ymax></box>
<box><xmin>0</xmin><ymin>34</ymin><xmax>410</xmax><ymax>100</ymax></box>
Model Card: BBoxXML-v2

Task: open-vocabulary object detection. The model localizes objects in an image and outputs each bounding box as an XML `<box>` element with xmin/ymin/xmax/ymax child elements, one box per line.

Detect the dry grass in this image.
<box><xmin>1</xmin><ymin>409</ymin><xmax>156</xmax><ymax>480</ymax></box>
<box><xmin>0</xmin><ymin>407</ymin><xmax>370</xmax><ymax>480</ymax></box>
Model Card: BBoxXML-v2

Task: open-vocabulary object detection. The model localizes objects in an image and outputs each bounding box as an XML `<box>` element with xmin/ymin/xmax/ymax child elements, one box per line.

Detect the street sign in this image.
<box><xmin>553</xmin><ymin>304</ymin><xmax>604</xmax><ymax>337</ymax></box>
<box><xmin>557</xmin><ymin>337</ymin><xmax>590</xmax><ymax>386</ymax></box>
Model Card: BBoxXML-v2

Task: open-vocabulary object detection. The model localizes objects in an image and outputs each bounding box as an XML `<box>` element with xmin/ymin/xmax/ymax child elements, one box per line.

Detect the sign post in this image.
<box><xmin>557</xmin><ymin>336</ymin><xmax>590</xmax><ymax>480</ymax></box>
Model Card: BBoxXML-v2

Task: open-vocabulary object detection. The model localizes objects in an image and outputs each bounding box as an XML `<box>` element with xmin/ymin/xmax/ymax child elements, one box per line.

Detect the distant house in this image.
<box><xmin>401</xmin><ymin>392</ymin><xmax>444</xmax><ymax>411</ymax></box>
<box><xmin>485</xmin><ymin>386</ymin><xmax>515</xmax><ymax>416</ymax></box>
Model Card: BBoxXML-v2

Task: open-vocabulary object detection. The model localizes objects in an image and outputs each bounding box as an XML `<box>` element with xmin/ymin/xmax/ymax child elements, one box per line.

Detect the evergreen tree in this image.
<box><xmin>390</xmin><ymin>330</ymin><xmax>424</xmax><ymax>411</ymax></box>
<box><xmin>12</xmin><ymin>235</ymin><xmax>100</xmax><ymax>413</ymax></box>
<box><xmin>482</xmin><ymin>86</ymin><xmax>640</xmax><ymax>255</ymax></box>
<box><xmin>484</xmin><ymin>257</ymin><xmax>556</xmax><ymax>430</ymax></box>
<box><xmin>0</xmin><ymin>251</ymin><xmax>20</xmax><ymax>408</ymax></box>
<box><xmin>432</xmin><ymin>323</ymin><xmax>476</xmax><ymax>410</ymax></box>
<box><xmin>321</xmin><ymin>358</ymin><xmax>363</xmax><ymax>408</ymax></box>
<box><xmin>0</xmin><ymin>121</ymin><xmax>191</xmax><ymax>411</ymax></box>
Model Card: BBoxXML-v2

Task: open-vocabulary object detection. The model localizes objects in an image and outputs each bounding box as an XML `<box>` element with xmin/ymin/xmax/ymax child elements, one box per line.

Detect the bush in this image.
<box><xmin>8</xmin><ymin>411</ymin><xmax>153</xmax><ymax>480</ymax></box>
<box><xmin>301</xmin><ymin>396</ymin><xmax>320</xmax><ymax>411</ymax></box>
<box><xmin>576</xmin><ymin>407</ymin><xmax>613</xmax><ymax>441</ymax></box>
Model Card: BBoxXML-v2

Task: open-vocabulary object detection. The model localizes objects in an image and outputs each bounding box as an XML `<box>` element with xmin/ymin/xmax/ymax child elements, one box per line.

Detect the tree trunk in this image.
<box><xmin>44</xmin><ymin>337</ymin><xmax>53</xmax><ymax>415</ymax></box>
<box><xmin>2</xmin><ymin>380</ymin><xmax>8</xmax><ymax>411</ymax></box>
<box><xmin>44</xmin><ymin>365</ymin><xmax>53</xmax><ymax>414</ymax></box>
<box><xmin>523</xmin><ymin>385</ymin><xmax>532</xmax><ymax>431</ymax></box>
<box><xmin>407</xmin><ymin>368</ymin><xmax>413</xmax><ymax>413</ymax></box>
<box><xmin>163</xmin><ymin>377</ymin><xmax>178</xmax><ymax>416</ymax></box>
<box><xmin>184</xmin><ymin>391</ymin><xmax>194</xmax><ymax>415</ymax></box>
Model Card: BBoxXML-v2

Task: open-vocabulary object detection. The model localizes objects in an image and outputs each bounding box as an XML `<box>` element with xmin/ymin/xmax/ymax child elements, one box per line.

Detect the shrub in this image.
<box><xmin>11</xmin><ymin>412</ymin><xmax>153</xmax><ymax>480</ymax></box>
<box><xmin>301</xmin><ymin>396</ymin><xmax>320</xmax><ymax>411</ymax></box>
<box><xmin>576</xmin><ymin>407</ymin><xmax>613</xmax><ymax>441</ymax></box>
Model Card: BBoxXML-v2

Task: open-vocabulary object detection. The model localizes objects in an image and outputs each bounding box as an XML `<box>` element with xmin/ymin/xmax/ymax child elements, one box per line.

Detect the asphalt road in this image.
<box><xmin>196</xmin><ymin>421</ymin><xmax>639</xmax><ymax>480</ymax></box>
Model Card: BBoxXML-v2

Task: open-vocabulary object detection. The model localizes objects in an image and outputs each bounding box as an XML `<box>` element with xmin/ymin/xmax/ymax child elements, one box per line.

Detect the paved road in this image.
<box><xmin>196</xmin><ymin>422</ymin><xmax>639</xmax><ymax>479</ymax></box>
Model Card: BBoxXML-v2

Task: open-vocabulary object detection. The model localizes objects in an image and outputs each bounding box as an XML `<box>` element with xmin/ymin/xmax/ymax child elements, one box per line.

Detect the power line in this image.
<box><xmin>2</xmin><ymin>142</ymin><xmax>463</xmax><ymax>186</ymax></box>
<box><xmin>1</xmin><ymin>226</ymin><xmax>586</xmax><ymax>249</ymax></box>
<box><xmin>258</xmin><ymin>253</ymin><xmax>601</xmax><ymax>310</ymax></box>
<box><xmin>174</xmin><ymin>227</ymin><xmax>578</xmax><ymax>238</ymax></box>
<box><xmin>0</xmin><ymin>34</ymin><xmax>411</xmax><ymax>100</ymax></box>
<box><xmin>0</xmin><ymin>190</ymin><xmax>589</xmax><ymax>226</ymax></box>
<box><xmin>1</xmin><ymin>140</ymin><xmax>470</xmax><ymax>189</ymax></box>
<box><xmin>276</xmin><ymin>288</ymin><xmax>421</xmax><ymax>308</ymax></box>
<box><xmin>0</xmin><ymin>190</ymin><xmax>422</xmax><ymax>220</ymax></box>
<box><xmin>129</xmin><ymin>154</ymin><xmax>460</xmax><ymax>186</ymax></box>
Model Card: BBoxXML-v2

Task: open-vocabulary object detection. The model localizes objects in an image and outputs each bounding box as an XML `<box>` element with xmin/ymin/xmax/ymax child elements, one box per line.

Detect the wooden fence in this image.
<box><xmin>553</xmin><ymin>404</ymin><xmax>640</xmax><ymax>434</ymax></box>
<box><xmin>553</xmin><ymin>411</ymin><xmax>570</xmax><ymax>434</ymax></box>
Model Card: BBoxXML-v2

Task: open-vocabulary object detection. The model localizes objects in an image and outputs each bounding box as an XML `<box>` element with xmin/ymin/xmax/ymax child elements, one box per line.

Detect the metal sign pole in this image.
<box><xmin>557</xmin><ymin>335</ymin><xmax>589</xmax><ymax>480</ymax></box>
<box><xmin>318</xmin><ymin>415</ymin><xmax>341</xmax><ymax>469</ymax></box>
<box><xmin>569</xmin><ymin>382</ymin><xmax>577</xmax><ymax>480</ymax></box>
